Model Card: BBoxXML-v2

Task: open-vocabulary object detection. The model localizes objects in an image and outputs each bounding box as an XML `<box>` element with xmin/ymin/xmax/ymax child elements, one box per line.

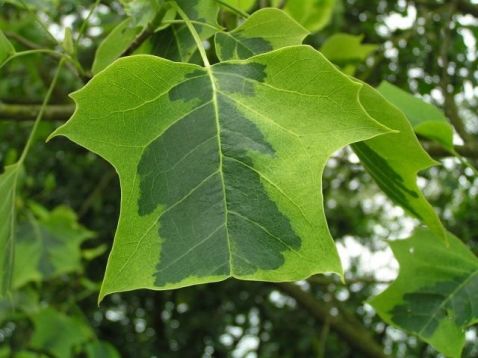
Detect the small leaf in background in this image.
<box><xmin>51</xmin><ymin>45</ymin><xmax>391</xmax><ymax>299</ymax></box>
<box><xmin>152</xmin><ymin>0</ymin><xmax>220</xmax><ymax>62</ymax></box>
<box><xmin>0</xmin><ymin>163</ymin><xmax>20</xmax><ymax>296</ymax></box>
<box><xmin>30</xmin><ymin>307</ymin><xmax>94</xmax><ymax>358</ymax></box>
<box><xmin>215</xmin><ymin>8</ymin><xmax>308</xmax><ymax>61</ymax></box>
<box><xmin>91</xmin><ymin>19</ymin><xmax>143</xmax><ymax>75</ymax></box>
<box><xmin>284</xmin><ymin>0</ymin><xmax>336</xmax><ymax>33</ymax></box>
<box><xmin>0</xmin><ymin>29</ymin><xmax>15</xmax><ymax>67</ymax></box>
<box><xmin>377</xmin><ymin>81</ymin><xmax>454</xmax><ymax>152</ymax></box>
<box><xmin>320</xmin><ymin>33</ymin><xmax>377</xmax><ymax>75</ymax></box>
<box><xmin>84</xmin><ymin>340</ymin><xmax>121</xmax><ymax>358</ymax></box>
<box><xmin>63</xmin><ymin>27</ymin><xmax>74</xmax><ymax>55</ymax></box>
<box><xmin>369</xmin><ymin>229</ymin><xmax>478</xmax><ymax>358</ymax></box>
<box><xmin>352</xmin><ymin>83</ymin><xmax>445</xmax><ymax>240</ymax></box>
<box><xmin>222</xmin><ymin>0</ymin><xmax>256</xmax><ymax>11</ymax></box>
<box><xmin>13</xmin><ymin>206</ymin><xmax>95</xmax><ymax>288</ymax></box>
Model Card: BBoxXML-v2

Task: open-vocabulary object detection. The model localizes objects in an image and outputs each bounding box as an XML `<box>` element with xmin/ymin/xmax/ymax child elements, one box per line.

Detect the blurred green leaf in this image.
<box><xmin>377</xmin><ymin>81</ymin><xmax>454</xmax><ymax>152</ymax></box>
<box><xmin>13</xmin><ymin>206</ymin><xmax>95</xmax><ymax>288</ymax></box>
<box><xmin>222</xmin><ymin>0</ymin><xmax>255</xmax><ymax>11</ymax></box>
<box><xmin>284</xmin><ymin>0</ymin><xmax>336</xmax><ymax>33</ymax></box>
<box><xmin>30</xmin><ymin>307</ymin><xmax>94</xmax><ymax>358</ymax></box>
<box><xmin>92</xmin><ymin>19</ymin><xmax>143</xmax><ymax>75</ymax></box>
<box><xmin>320</xmin><ymin>33</ymin><xmax>377</xmax><ymax>75</ymax></box>
<box><xmin>63</xmin><ymin>27</ymin><xmax>74</xmax><ymax>55</ymax></box>
<box><xmin>120</xmin><ymin>0</ymin><xmax>165</xmax><ymax>28</ymax></box>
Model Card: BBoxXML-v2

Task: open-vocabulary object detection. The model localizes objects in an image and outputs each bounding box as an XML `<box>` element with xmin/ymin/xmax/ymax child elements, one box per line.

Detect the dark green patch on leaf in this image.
<box><xmin>352</xmin><ymin>142</ymin><xmax>421</xmax><ymax>219</ymax></box>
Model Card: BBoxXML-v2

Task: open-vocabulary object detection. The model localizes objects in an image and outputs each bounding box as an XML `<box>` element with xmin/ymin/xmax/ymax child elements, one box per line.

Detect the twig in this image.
<box><xmin>0</xmin><ymin>103</ymin><xmax>75</xmax><ymax>122</ymax></box>
<box><xmin>274</xmin><ymin>283</ymin><xmax>388</xmax><ymax>358</ymax></box>
<box><xmin>4</xmin><ymin>31</ymin><xmax>42</xmax><ymax>50</ymax></box>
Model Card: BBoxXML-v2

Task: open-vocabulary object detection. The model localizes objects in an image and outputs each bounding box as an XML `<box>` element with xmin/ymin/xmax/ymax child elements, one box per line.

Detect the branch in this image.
<box><xmin>439</xmin><ymin>3</ymin><xmax>473</xmax><ymax>144</ymax></box>
<box><xmin>274</xmin><ymin>283</ymin><xmax>388</xmax><ymax>358</ymax></box>
<box><xmin>308</xmin><ymin>275</ymin><xmax>392</xmax><ymax>286</ymax></box>
<box><xmin>423</xmin><ymin>143</ymin><xmax>478</xmax><ymax>159</ymax></box>
<box><xmin>0</xmin><ymin>103</ymin><xmax>74</xmax><ymax>122</ymax></box>
<box><xmin>5</xmin><ymin>31</ymin><xmax>42</xmax><ymax>50</ymax></box>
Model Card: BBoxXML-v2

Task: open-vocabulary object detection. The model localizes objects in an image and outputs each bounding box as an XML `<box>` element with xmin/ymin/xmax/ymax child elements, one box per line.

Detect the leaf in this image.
<box><xmin>0</xmin><ymin>287</ymin><xmax>40</xmax><ymax>324</ymax></box>
<box><xmin>151</xmin><ymin>0</ymin><xmax>220</xmax><ymax>61</ymax></box>
<box><xmin>215</xmin><ymin>8</ymin><xmax>308</xmax><ymax>61</ymax></box>
<box><xmin>284</xmin><ymin>0</ymin><xmax>336</xmax><ymax>33</ymax></box>
<box><xmin>13</xmin><ymin>206</ymin><xmax>94</xmax><ymax>288</ymax></box>
<box><xmin>0</xmin><ymin>163</ymin><xmax>20</xmax><ymax>296</ymax></box>
<box><xmin>120</xmin><ymin>0</ymin><xmax>164</xmax><ymax>28</ymax></box>
<box><xmin>369</xmin><ymin>229</ymin><xmax>478</xmax><ymax>358</ymax></box>
<box><xmin>222</xmin><ymin>0</ymin><xmax>255</xmax><ymax>11</ymax></box>
<box><xmin>30</xmin><ymin>307</ymin><xmax>94</xmax><ymax>358</ymax></box>
<box><xmin>0</xmin><ymin>29</ymin><xmax>16</xmax><ymax>67</ymax></box>
<box><xmin>63</xmin><ymin>27</ymin><xmax>74</xmax><ymax>55</ymax></box>
<box><xmin>91</xmin><ymin>19</ymin><xmax>143</xmax><ymax>75</ymax></box>
<box><xmin>377</xmin><ymin>81</ymin><xmax>454</xmax><ymax>152</ymax></box>
<box><xmin>320</xmin><ymin>33</ymin><xmax>377</xmax><ymax>75</ymax></box>
<box><xmin>351</xmin><ymin>83</ymin><xmax>445</xmax><ymax>240</ymax></box>
<box><xmin>84</xmin><ymin>341</ymin><xmax>121</xmax><ymax>358</ymax></box>
<box><xmin>50</xmin><ymin>45</ymin><xmax>391</xmax><ymax>300</ymax></box>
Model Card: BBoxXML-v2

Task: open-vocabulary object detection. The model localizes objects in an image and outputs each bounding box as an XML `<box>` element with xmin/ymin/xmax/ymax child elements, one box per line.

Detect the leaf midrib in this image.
<box><xmin>207</xmin><ymin>65</ymin><xmax>234</xmax><ymax>276</ymax></box>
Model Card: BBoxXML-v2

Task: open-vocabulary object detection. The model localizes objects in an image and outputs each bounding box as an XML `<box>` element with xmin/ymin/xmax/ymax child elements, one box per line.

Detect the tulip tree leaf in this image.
<box><xmin>92</xmin><ymin>19</ymin><xmax>143</xmax><ymax>75</ymax></box>
<box><xmin>152</xmin><ymin>0</ymin><xmax>220</xmax><ymax>61</ymax></box>
<box><xmin>369</xmin><ymin>229</ymin><xmax>478</xmax><ymax>358</ymax></box>
<box><xmin>30</xmin><ymin>308</ymin><xmax>94</xmax><ymax>358</ymax></box>
<box><xmin>50</xmin><ymin>45</ymin><xmax>390</xmax><ymax>300</ymax></box>
<box><xmin>351</xmin><ymin>83</ymin><xmax>445</xmax><ymax>240</ymax></box>
<box><xmin>320</xmin><ymin>33</ymin><xmax>377</xmax><ymax>75</ymax></box>
<box><xmin>377</xmin><ymin>81</ymin><xmax>454</xmax><ymax>152</ymax></box>
<box><xmin>13</xmin><ymin>206</ymin><xmax>95</xmax><ymax>289</ymax></box>
<box><xmin>215</xmin><ymin>8</ymin><xmax>308</xmax><ymax>61</ymax></box>
<box><xmin>0</xmin><ymin>29</ymin><xmax>15</xmax><ymax>67</ymax></box>
<box><xmin>284</xmin><ymin>0</ymin><xmax>336</xmax><ymax>33</ymax></box>
<box><xmin>0</xmin><ymin>163</ymin><xmax>20</xmax><ymax>296</ymax></box>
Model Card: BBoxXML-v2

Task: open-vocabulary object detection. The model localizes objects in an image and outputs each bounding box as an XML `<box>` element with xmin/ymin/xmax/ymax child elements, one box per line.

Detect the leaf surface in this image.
<box><xmin>0</xmin><ymin>164</ymin><xmax>20</xmax><ymax>296</ymax></box>
<box><xmin>369</xmin><ymin>229</ymin><xmax>478</xmax><ymax>358</ymax></box>
<box><xmin>51</xmin><ymin>46</ymin><xmax>390</xmax><ymax>299</ymax></box>
<box><xmin>377</xmin><ymin>81</ymin><xmax>454</xmax><ymax>152</ymax></box>
<box><xmin>215</xmin><ymin>8</ymin><xmax>308</xmax><ymax>61</ymax></box>
<box><xmin>352</xmin><ymin>84</ymin><xmax>445</xmax><ymax>239</ymax></box>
